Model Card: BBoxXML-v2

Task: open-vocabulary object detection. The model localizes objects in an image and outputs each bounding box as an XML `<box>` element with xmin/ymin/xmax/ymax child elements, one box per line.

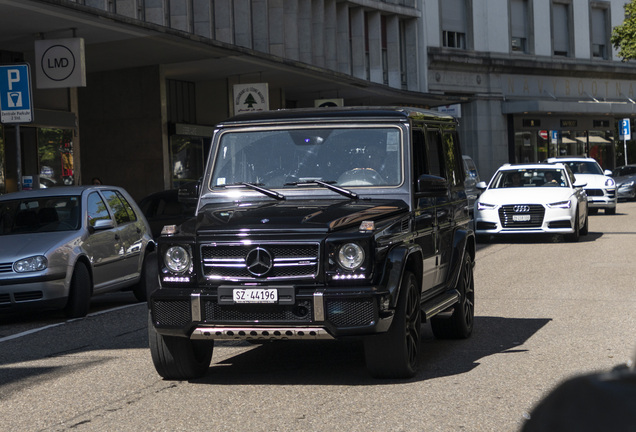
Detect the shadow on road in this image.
<box><xmin>192</xmin><ymin>315</ymin><xmax>551</xmax><ymax>386</ymax></box>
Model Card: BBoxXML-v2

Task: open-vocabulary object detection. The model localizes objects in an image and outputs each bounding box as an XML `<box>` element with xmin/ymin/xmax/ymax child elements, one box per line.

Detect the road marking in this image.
<box><xmin>0</xmin><ymin>303</ymin><xmax>143</xmax><ymax>343</ymax></box>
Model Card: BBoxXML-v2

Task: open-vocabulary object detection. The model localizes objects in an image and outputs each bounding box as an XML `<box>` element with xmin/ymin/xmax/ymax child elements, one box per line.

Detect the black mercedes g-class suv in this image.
<box><xmin>148</xmin><ymin>107</ymin><xmax>476</xmax><ymax>379</ymax></box>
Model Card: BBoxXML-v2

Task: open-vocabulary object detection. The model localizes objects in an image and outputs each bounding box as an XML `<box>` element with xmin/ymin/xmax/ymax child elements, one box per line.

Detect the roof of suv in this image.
<box><xmin>219</xmin><ymin>106</ymin><xmax>456</xmax><ymax>125</ymax></box>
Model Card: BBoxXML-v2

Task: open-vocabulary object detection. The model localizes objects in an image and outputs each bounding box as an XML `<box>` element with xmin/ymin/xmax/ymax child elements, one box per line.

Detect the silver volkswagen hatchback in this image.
<box><xmin>0</xmin><ymin>185</ymin><xmax>156</xmax><ymax>318</ymax></box>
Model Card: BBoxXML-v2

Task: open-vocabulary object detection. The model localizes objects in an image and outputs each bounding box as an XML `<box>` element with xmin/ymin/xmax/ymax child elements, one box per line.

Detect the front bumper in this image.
<box><xmin>0</xmin><ymin>275</ymin><xmax>68</xmax><ymax>312</ymax></box>
<box><xmin>617</xmin><ymin>185</ymin><xmax>636</xmax><ymax>200</ymax></box>
<box><xmin>474</xmin><ymin>205</ymin><xmax>576</xmax><ymax>235</ymax></box>
<box><xmin>149</xmin><ymin>285</ymin><xmax>393</xmax><ymax>340</ymax></box>
<box><xmin>585</xmin><ymin>188</ymin><xmax>617</xmax><ymax>209</ymax></box>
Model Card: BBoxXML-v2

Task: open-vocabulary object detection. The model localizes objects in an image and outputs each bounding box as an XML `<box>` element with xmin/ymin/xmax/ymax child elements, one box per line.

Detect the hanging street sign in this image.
<box><xmin>0</xmin><ymin>63</ymin><xmax>33</xmax><ymax>124</ymax></box>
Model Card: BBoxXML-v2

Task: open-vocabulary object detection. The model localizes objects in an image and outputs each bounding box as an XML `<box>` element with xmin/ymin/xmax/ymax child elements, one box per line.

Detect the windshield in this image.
<box><xmin>210</xmin><ymin>126</ymin><xmax>402</xmax><ymax>189</ymax></box>
<box><xmin>490</xmin><ymin>168</ymin><xmax>568</xmax><ymax>189</ymax></box>
<box><xmin>0</xmin><ymin>196</ymin><xmax>81</xmax><ymax>235</ymax></box>
<box><xmin>562</xmin><ymin>161</ymin><xmax>603</xmax><ymax>175</ymax></box>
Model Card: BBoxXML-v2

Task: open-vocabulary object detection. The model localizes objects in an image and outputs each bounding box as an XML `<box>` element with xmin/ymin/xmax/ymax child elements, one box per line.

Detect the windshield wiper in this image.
<box><xmin>222</xmin><ymin>182</ymin><xmax>286</xmax><ymax>200</ymax></box>
<box><xmin>285</xmin><ymin>179</ymin><xmax>358</xmax><ymax>200</ymax></box>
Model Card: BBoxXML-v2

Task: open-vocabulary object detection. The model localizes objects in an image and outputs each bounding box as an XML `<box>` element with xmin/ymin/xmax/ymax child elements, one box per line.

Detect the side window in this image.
<box><xmin>426</xmin><ymin>130</ymin><xmax>443</xmax><ymax>177</ymax></box>
<box><xmin>102</xmin><ymin>190</ymin><xmax>137</xmax><ymax>225</ymax></box>
<box><xmin>87</xmin><ymin>192</ymin><xmax>111</xmax><ymax>227</ymax></box>
<box><xmin>412</xmin><ymin>129</ymin><xmax>427</xmax><ymax>179</ymax></box>
<box><xmin>442</xmin><ymin>132</ymin><xmax>463</xmax><ymax>187</ymax></box>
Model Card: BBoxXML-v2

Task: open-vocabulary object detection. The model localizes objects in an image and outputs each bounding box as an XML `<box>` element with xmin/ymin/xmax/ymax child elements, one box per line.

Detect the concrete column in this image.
<box><xmin>403</xmin><ymin>18</ymin><xmax>419</xmax><ymax>91</ymax></box>
<box><xmin>367</xmin><ymin>11</ymin><xmax>382</xmax><ymax>83</ymax></box>
<box><xmin>324</xmin><ymin>0</ymin><xmax>337</xmax><ymax>70</ymax></box>
<box><xmin>386</xmin><ymin>15</ymin><xmax>401</xmax><ymax>88</ymax></box>
<box><xmin>268</xmin><ymin>0</ymin><xmax>284</xmax><ymax>57</ymax></box>
<box><xmin>233</xmin><ymin>0</ymin><xmax>252</xmax><ymax>48</ymax></box>
<box><xmin>251</xmin><ymin>0</ymin><xmax>269</xmax><ymax>52</ymax></box>
<box><xmin>214</xmin><ymin>0</ymin><xmax>233</xmax><ymax>44</ymax></box>
<box><xmin>193</xmin><ymin>0</ymin><xmax>212</xmax><ymax>38</ymax></box>
<box><xmin>350</xmin><ymin>7</ymin><xmax>366</xmax><ymax>79</ymax></box>
<box><xmin>169</xmin><ymin>0</ymin><xmax>190</xmax><ymax>32</ymax></box>
<box><xmin>114</xmin><ymin>0</ymin><xmax>137</xmax><ymax>18</ymax></box>
<box><xmin>284</xmin><ymin>1</ymin><xmax>299</xmax><ymax>60</ymax></box>
<box><xmin>311</xmin><ymin>0</ymin><xmax>325</xmax><ymax>67</ymax></box>
<box><xmin>298</xmin><ymin>0</ymin><xmax>312</xmax><ymax>63</ymax></box>
<box><xmin>336</xmin><ymin>2</ymin><xmax>351</xmax><ymax>74</ymax></box>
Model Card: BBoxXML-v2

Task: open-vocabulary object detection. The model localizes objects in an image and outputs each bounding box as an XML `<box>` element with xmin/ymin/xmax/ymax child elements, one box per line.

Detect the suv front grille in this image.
<box><xmin>499</xmin><ymin>204</ymin><xmax>545</xmax><ymax>228</ymax></box>
<box><xmin>585</xmin><ymin>188</ymin><xmax>603</xmax><ymax>197</ymax></box>
<box><xmin>201</xmin><ymin>242</ymin><xmax>320</xmax><ymax>281</ymax></box>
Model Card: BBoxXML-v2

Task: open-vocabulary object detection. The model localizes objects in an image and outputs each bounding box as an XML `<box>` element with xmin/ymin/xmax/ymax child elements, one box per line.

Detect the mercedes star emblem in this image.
<box><xmin>245</xmin><ymin>247</ymin><xmax>273</xmax><ymax>277</ymax></box>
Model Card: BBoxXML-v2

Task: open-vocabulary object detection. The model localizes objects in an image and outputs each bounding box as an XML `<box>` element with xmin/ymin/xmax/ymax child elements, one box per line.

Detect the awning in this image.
<box><xmin>576</xmin><ymin>136</ymin><xmax>611</xmax><ymax>144</ymax></box>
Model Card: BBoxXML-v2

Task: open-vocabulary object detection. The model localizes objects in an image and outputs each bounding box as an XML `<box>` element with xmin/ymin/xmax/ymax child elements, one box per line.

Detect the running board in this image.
<box><xmin>190</xmin><ymin>327</ymin><xmax>334</xmax><ymax>341</ymax></box>
<box><xmin>422</xmin><ymin>290</ymin><xmax>460</xmax><ymax>320</ymax></box>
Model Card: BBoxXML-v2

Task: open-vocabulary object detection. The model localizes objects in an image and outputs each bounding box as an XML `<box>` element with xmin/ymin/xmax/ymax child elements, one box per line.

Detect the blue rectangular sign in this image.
<box><xmin>620</xmin><ymin>118</ymin><xmax>631</xmax><ymax>140</ymax></box>
<box><xmin>0</xmin><ymin>64</ymin><xmax>33</xmax><ymax>124</ymax></box>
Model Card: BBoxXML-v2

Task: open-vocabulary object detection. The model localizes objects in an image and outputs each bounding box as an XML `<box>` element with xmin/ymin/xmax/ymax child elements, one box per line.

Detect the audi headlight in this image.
<box><xmin>477</xmin><ymin>202</ymin><xmax>496</xmax><ymax>210</ymax></box>
<box><xmin>14</xmin><ymin>256</ymin><xmax>47</xmax><ymax>273</ymax></box>
<box><xmin>547</xmin><ymin>200</ymin><xmax>571</xmax><ymax>209</ymax></box>
<box><xmin>606</xmin><ymin>178</ymin><xmax>616</xmax><ymax>187</ymax></box>
<box><xmin>164</xmin><ymin>246</ymin><xmax>191</xmax><ymax>273</ymax></box>
<box><xmin>622</xmin><ymin>181</ymin><xmax>635</xmax><ymax>188</ymax></box>
<box><xmin>337</xmin><ymin>243</ymin><xmax>365</xmax><ymax>270</ymax></box>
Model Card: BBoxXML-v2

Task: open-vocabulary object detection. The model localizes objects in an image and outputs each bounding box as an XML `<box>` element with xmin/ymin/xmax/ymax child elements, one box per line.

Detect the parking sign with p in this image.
<box><xmin>0</xmin><ymin>64</ymin><xmax>33</xmax><ymax>124</ymax></box>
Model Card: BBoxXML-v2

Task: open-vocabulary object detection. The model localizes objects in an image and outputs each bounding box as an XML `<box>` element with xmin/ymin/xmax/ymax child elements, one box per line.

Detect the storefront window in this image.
<box><xmin>170</xmin><ymin>135</ymin><xmax>206</xmax><ymax>189</ymax></box>
<box><xmin>38</xmin><ymin>128</ymin><xmax>74</xmax><ymax>188</ymax></box>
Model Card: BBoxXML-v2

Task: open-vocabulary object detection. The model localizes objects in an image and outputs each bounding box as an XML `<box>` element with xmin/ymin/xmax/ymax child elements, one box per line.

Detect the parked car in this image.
<box><xmin>611</xmin><ymin>164</ymin><xmax>636</xmax><ymax>201</ymax></box>
<box><xmin>546</xmin><ymin>157</ymin><xmax>617</xmax><ymax>214</ymax></box>
<box><xmin>474</xmin><ymin>163</ymin><xmax>588</xmax><ymax>242</ymax></box>
<box><xmin>0</xmin><ymin>186</ymin><xmax>156</xmax><ymax>318</ymax></box>
<box><xmin>463</xmin><ymin>155</ymin><xmax>481</xmax><ymax>215</ymax></box>
<box><xmin>138</xmin><ymin>189</ymin><xmax>196</xmax><ymax>238</ymax></box>
<box><xmin>148</xmin><ymin>107</ymin><xmax>476</xmax><ymax>380</ymax></box>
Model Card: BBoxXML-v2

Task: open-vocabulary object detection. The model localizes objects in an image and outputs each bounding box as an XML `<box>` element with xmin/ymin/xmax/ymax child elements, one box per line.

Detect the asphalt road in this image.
<box><xmin>2</xmin><ymin>202</ymin><xmax>636</xmax><ymax>431</ymax></box>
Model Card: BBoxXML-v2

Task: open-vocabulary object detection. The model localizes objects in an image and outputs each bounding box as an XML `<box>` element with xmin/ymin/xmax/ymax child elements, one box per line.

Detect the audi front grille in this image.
<box><xmin>200</xmin><ymin>242</ymin><xmax>320</xmax><ymax>281</ymax></box>
<box><xmin>498</xmin><ymin>204</ymin><xmax>545</xmax><ymax>228</ymax></box>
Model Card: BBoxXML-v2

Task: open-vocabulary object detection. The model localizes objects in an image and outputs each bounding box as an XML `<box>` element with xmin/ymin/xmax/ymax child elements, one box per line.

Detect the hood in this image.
<box><xmin>195</xmin><ymin>199</ymin><xmax>408</xmax><ymax>234</ymax></box>
<box><xmin>573</xmin><ymin>173</ymin><xmax>612</xmax><ymax>188</ymax></box>
<box><xmin>0</xmin><ymin>231</ymin><xmax>77</xmax><ymax>261</ymax></box>
<box><xmin>478</xmin><ymin>187</ymin><xmax>575</xmax><ymax>205</ymax></box>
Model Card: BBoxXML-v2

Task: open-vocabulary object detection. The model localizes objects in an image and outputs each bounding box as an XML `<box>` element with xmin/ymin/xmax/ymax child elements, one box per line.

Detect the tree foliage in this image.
<box><xmin>611</xmin><ymin>0</ymin><xmax>636</xmax><ymax>60</ymax></box>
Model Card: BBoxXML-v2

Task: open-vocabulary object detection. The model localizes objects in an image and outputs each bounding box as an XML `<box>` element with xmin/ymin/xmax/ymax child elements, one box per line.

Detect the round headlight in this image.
<box><xmin>337</xmin><ymin>243</ymin><xmax>365</xmax><ymax>270</ymax></box>
<box><xmin>14</xmin><ymin>256</ymin><xmax>48</xmax><ymax>273</ymax></box>
<box><xmin>164</xmin><ymin>246</ymin><xmax>191</xmax><ymax>273</ymax></box>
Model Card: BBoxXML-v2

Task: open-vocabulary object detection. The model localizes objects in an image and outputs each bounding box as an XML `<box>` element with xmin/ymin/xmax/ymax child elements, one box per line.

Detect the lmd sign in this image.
<box><xmin>34</xmin><ymin>38</ymin><xmax>86</xmax><ymax>88</ymax></box>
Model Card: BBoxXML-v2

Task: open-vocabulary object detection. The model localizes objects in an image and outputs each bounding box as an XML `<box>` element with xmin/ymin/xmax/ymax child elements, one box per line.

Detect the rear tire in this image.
<box><xmin>64</xmin><ymin>262</ymin><xmax>91</xmax><ymax>318</ymax></box>
<box><xmin>148</xmin><ymin>313</ymin><xmax>213</xmax><ymax>380</ymax></box>
<box><xmin>431</xmin><ymin>252</ymin><xmax>475</xmax><ymax>339</ymax></box>
<box><xmin>364</xmin><ymin>271</ymin><xmax>421</xmax><ymax>379</ymax></box>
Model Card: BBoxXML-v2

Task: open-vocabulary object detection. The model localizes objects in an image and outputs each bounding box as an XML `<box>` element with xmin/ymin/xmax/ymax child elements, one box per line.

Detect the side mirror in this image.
<box><xmin>573</xmin><ymin>180</ymin><xmax>587</xmax><ymax>188</ymax></box>
<box><xmin>476</xmin><ymin>181</ymin><xmax>488</xmax><ymax>190</ymax></box>
<box><xmin>92</xmin><ymin>218</ymin><xmax>115</xmax><ymax>231</ymax></box>
<box><xmin>178</xmin><ymin>179</ymin><xmax>201</xmax><ymax>206</ymax></box>
<box><xmin>416</xmin><ymin>174</ymin><xmax>448</xmax><ymax>197</ymax></box>
<box><xmin>604</xmin><ymin>169</ymin><xmax>613</xmax><ymax>176</ymax></box>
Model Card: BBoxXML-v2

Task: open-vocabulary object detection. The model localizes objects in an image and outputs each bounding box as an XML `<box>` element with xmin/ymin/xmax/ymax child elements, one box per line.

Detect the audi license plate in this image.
<box><xmin>512</xmin><ymin>214</ymin><xmax>531</xmax><ymax>222</ymax></box>
<box><xmin>233</xmin><ymin>288</ymin><xmax>278</xmax><ymax>303</ymax></box>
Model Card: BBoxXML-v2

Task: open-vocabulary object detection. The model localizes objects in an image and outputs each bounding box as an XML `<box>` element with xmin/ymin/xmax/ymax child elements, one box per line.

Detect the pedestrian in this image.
<box><xmin>91</xmin><ymin>177</ymin><xmax>102</xmax><ymax>185</ymax></box>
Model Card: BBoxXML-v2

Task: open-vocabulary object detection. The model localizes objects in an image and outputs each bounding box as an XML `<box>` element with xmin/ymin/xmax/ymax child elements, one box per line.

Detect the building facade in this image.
<box><xmin>0</xmin><ymin>0</ymin><xmax>635</xmax><ymax>198</ymax></box>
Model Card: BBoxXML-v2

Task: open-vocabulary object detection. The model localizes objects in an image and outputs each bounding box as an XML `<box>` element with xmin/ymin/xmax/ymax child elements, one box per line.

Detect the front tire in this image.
<box><xmin>565</xmin><ymin>210</ymin><xmax>580</xmax><ymax>242</ymax></box>
<box><xmin>132</xmin><ymin>250</ymin><xmax>157</xmax><ymax>302</ymax></box>
<box><xmin>148</xmin><ymin>313</ymin><xmax>214</xmax><ymax>380</ymax></box>
<box><xmin>364</xmin><ymin>271</ymin><xmax>421</xmax><ymax>379</ymax></box>
<box><xmin>431</xmin><ymin>252</ymin><xmax>475</xmax><ymax>339</ymax></box>
<box><xmin>64</xmin><ymin>262</ymin><xmax>91</xmax><ymax>318</ymax></box>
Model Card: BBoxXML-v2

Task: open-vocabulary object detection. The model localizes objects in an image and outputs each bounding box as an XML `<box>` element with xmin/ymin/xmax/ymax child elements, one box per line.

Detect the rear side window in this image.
<box><xmin>442</xmin><ymin>132</ymin><xmax>464</xmax><ymax>187</ymax></box>
<box><xmin>426</xmin><ymin>130</ymin><xmax>443</xmax><ymax>177</ymax></box>
<box><xmin>87</xmin><ymin>192</ymin><xmax>111</xmax><ymax>227</ymax></box>
<box><xmin>102</xmin><ymin>190</ymin><xmax>137</xmax><ymax>225</ymax></box>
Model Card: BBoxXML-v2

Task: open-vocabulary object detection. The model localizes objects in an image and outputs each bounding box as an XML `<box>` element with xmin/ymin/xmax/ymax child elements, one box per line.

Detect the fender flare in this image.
<box><xmin>379</xmin><ymin>243</ymin><xmax>423</xmax><ymax>309</ymax></box>
<box><xmin>447</xmin><ymin>227</ymin><xmax>475</xmax><ymax>290</ymax></box>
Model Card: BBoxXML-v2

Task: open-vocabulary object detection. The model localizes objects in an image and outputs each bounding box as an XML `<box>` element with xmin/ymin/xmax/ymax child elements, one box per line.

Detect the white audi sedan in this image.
<box><xmin>474</xmin><ymin>163</ymin><xmax>589</xmax><ymax>242</ymax></box>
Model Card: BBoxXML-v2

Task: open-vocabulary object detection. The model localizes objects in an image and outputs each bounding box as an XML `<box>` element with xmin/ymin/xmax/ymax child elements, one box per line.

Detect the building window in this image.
<box><xmin>591</xmin><ymin>5</ymin><xmax>609</xmax><ymax>59</ymax></box>
<box><xmin>552</xmin><ymin>1</ymin><xmax>571</xmax><ymax>57</ymax></box>
<box><xmin>510</xmin><ymin>0</ymin><xmax>530</xmax><ymax>53</ymax></box>
<box><xmin>442</xmin><ymin>0</ymin><xmax>468</xmax><ymax>49</ymax></box>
